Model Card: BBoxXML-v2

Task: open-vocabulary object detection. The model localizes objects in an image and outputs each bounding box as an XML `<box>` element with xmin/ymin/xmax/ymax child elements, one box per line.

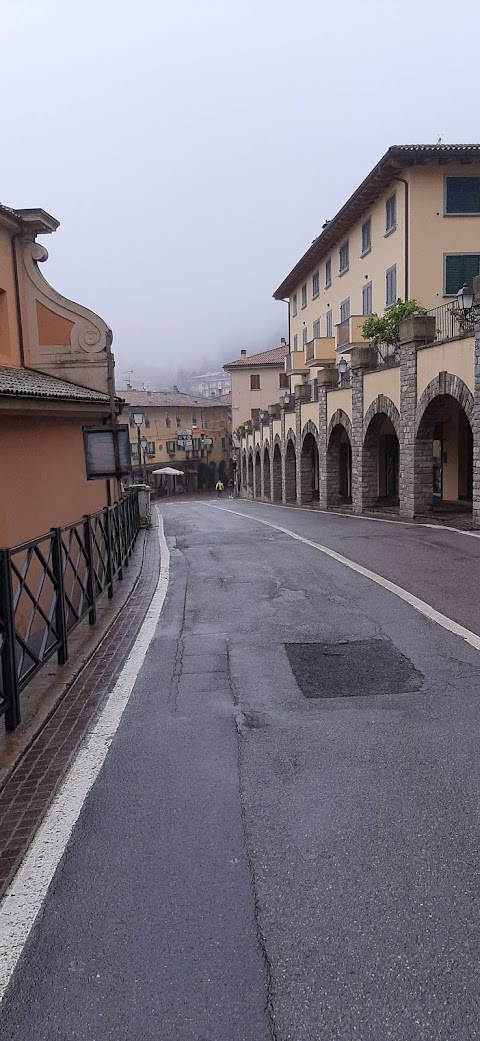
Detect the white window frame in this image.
<box><xmin>312</xmin><ymin>318</ymin><xmax>320</xmax><ymax>338</ymax></box>
<box><xmin>339</xmin><ymin>241</ymin><xmax>349</xmax><ymax>274</ymax></box>
<box><xmin>385</xmin><ymin>192</ymin><xmax>396</xmax><ymax>233</ymax></box>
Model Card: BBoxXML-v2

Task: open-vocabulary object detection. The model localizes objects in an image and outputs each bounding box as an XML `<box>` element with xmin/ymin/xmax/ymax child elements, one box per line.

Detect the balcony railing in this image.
<box><xmin>336</xmin><ymin>315</ymin><xmax>370</xmax><ymax>351</ymax></box>
<box><xmin>305</xmin><ymin>336</ymin><xmax>336</xmax><ymax>365</ymax></box>
<box><xmin>0</xmin><ymin>491</ymin><xmax>140</xmax><ymax>732</ymax></box>
<box><xmin>426</xmin><ymin>302</ymin><xmax>475</xmax><ymax>344</ymax></box>
<box><xmin>285</xmin><ymin>350</ymin><xmax>309</xmax><ymax>376</ymax></box>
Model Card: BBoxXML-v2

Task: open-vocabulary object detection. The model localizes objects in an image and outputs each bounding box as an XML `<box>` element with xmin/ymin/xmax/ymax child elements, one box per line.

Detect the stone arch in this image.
<box><xmin>272</xmin><ymin>436</ymin><xmax>282</xmax><ymax>502</ymax></box>
<box><xmin>362</xmin><ymin>395</ymin><xmax>401</xmax><ymax>508</ymax></box>
<box><xmin>363</xmin><ymin>394</ymin><xmax>400</xmax><ymax>441</ymax></box>
<box><xmin>327</xmin><ymin>410</ymin><xmax>353</xmax><ymax>505</ymax></box>
<box><xmin>284</xmin><ymin>430</ymin><xmax>297</xmax><ymax>504</ymax></box>
<box><xmin>327</xmin><ymin>408</ymin><xmax>353</xmax><ymax>446</ymax></box>
<box><xmin>263</xmin><ymin>439</ymin><xmax>271</xmax><ymax>500</ymax></box>
<box><xmin>415</xmin><ymin>374</ymin><xmax>474</xmax><ymax>512</ymax></box>
<box><xmin>300</xmin><ymin>421</ymin><xmax>320</xmax><ymax>504</ymax></box>
<box><xmin>415</xmin><ymin>373</ymin><xmax>474</xmax><ymax>436</ymax></box>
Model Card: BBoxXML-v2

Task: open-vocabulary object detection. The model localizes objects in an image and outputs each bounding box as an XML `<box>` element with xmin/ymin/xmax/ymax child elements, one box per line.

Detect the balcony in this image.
<box><xmin>304</xmin><ymin>336</ymin><xmax>336</xmax><ymax>366</ymax></box>
<box><xmin>285</xmin><ymin>350</ymin><xmax>309</xmax><ymax>377</ymax></box>
<box><xmin>336</xmin><ymin>315</ymin><xmax>370</xmax><ymax>352</ymax></box>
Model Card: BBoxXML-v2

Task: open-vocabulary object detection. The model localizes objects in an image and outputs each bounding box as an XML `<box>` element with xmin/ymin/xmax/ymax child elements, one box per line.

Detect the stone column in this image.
<box><xmin>317</xmin><ymin>367</ymin><xmax>337</xmax><ymax>509</ymax></box>
<box><xmin>294</xmin><ymin>388</ymin><xmax>305</xmax><ymax>506</ymax></box>
<box><xmin>473</xmin><ymin>276</ymin><xmax>480</xmax><ymax>524</ymax></box>
<box><xmin>350</xmin><ymin>346</ymin><xmax>373</xmax><ymax>514</ymax></box>
<box><xmin>399</xmin><ymin>315</ymin><xmax>436</xmax><ymax>518</ymax></box>
<box><xmin>280</xmin><ymin>404</ymin><xmax>287</xmax><ymax>504</ymax></box>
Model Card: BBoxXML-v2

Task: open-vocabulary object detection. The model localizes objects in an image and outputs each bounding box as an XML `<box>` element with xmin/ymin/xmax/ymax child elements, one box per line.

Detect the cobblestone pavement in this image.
<box><xmin>0</xmin><ymin>521</ymin><xmax>160</xmax><ymax>899</ymax></box>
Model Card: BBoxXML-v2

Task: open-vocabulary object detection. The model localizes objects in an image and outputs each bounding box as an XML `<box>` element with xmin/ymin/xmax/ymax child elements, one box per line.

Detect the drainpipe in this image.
<box><xmin>11</xmin><ymin>233</ymin><xmax>26</xmax><ymax>367</ymax></box>
<box><xmin>394</xmin><ymin>177</ymin><xmax>409</xmax><ymax>300</ymax></box>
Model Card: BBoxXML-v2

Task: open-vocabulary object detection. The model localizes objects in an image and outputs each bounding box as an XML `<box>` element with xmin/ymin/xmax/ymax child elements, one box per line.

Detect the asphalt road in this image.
<box><xmin>2</xmin><ymin>500</ymin><xmax>480</xmax><ymax>1040</ymax></box>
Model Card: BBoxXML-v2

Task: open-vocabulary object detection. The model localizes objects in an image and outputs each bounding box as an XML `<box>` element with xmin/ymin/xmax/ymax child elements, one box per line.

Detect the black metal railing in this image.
<box><xmin>0</xmin><ymin>491</ymin><xmax>140</xmax><ymax>731</ymax></box>
<box><xmin>426</xmin><ymin>302</ymin><xmax>475</xmax><ymax>344</ymax></box>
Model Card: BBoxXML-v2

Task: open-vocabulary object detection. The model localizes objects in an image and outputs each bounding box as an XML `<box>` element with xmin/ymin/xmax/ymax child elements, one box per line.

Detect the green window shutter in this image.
<box><xmin>445</xmin><ymin>254</ymin><xmax>480</xmax><ymax>294</ymax></box>
<box><xmin>446</xmin><ymin>177</ymin><xmax>480</xmax><ymax>214</ymax></box>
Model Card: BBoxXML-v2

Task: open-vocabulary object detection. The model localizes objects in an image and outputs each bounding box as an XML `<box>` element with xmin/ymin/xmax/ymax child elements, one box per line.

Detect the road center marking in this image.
<box><xmin>0</xmin><ymin>510</ymin><xmax>170</xmax><ymax>1004</ymax></box>
<box><xmin>207</xmin><ymin>503</ymin><xmax>480</xmax><ymax>653</ymax></box>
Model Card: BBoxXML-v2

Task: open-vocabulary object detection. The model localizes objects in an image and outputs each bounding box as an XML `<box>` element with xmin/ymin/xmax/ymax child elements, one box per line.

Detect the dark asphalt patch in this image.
<box><xmin>285</xmin><ymin>638</ymin><xmax>423</xmax><ymax>698</ymax></box>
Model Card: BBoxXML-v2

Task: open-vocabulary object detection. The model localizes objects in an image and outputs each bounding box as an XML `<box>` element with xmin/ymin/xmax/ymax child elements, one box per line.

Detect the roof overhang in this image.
<box><xmin>273</xmin><ymin>144</ymin><xmax>480</xmax><ymax>299</ymax></box>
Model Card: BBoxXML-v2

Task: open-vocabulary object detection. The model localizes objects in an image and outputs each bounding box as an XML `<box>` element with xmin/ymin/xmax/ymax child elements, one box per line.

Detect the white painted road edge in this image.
<box><xmin>0</xmin><ymin>510</ymin><xmax>170</xmax><ymax>1004</ymax></box>
<box><xmin>208</xmin><ymin>503</ymin><xmax>480</xmax><ymax>653</ymax></box>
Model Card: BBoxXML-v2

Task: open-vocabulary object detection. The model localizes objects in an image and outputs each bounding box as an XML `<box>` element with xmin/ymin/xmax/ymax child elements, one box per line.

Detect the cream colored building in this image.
<box><xmin>273</xmin><ymin>144</ymin><xmax>480</xmax><ymax>380</ymax></box>
<box><xmin>224</xmin><ymin>342</ymin><xmax>288</xmax><ymax>428</ymax></box>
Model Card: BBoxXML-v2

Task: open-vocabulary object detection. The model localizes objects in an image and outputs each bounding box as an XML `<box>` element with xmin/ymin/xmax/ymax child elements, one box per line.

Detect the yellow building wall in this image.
<box><xmin>363</xmin><ymin>366</ymin><xmax>400</xmax><ymax>416</ymax></box>
<box><xmin>230</xmin><ymin>366</ymin><xmax>284</xmax><ymax>426</ymax></box>
<box><xmin>0</xmin><ymin>413</ymin><xmax>107</xmax><ymax>547</ymax></box>
<box><xmin>289</xmin><ymin>179</ymin><xmax>407</xmax><ymax>351</ymax></box>
<box><xmin>326</xmin><ymin>388</ymin><xmax>352</xmax><ymax>425</ymax></box>
<box><xmin>122</xmin><ymin>403</ymin><xmax>232</xmax><ymax>469</ymax></box>
<box><xmin>416</xmin><ymin>338</ymin><xmax>474</xmax><ymax>400</ymax></box>
<box><xmin>300</xmin><ymin>401</ymin><xmax>319</xmax><ymax>430</ymax></box>
<box><xmin>409</xmin><ymin>163</ymin><xmax>480</xmax><ymax>309</ymax></box>
<box><xmin>272</xmin><ymin>419</ymin><xmax>281</xmax><ymax>443</ymax></box>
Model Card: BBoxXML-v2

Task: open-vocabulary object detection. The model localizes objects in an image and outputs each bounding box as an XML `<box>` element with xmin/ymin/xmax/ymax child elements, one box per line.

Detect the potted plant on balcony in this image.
<box><xmin>362</xmin><ymin>299</ymin><xmax>426</xmax><ymax>365</ymax></box>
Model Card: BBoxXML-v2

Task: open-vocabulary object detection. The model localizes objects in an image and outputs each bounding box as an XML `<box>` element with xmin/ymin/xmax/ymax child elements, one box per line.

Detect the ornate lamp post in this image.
<box><xmin>132</xmin><ymin>411</ymin><xmax>144</xmax><ymax>482</ymax></box>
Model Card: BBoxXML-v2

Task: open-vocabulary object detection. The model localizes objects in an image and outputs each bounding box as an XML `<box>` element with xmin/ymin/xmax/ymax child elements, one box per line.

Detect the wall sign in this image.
<box><xmin>83</xmin><ymin>427</ymin><xmax>132</xmax><ymax>479</ymax></box>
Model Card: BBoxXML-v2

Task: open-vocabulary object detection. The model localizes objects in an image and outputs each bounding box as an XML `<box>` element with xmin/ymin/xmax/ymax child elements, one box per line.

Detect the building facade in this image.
<box><xmin>0</xmin><ymin>203</ymin><xmax>116</xmax><ymax>546</ymax></box>
<box><xmin>188</xmin><ymin>371</ymin><xmax>231</xmax><ymax>398</ymax></box>
<box><xmin>224</xmin><ymin>342</ymin><xmax>288</xmax><ymax>428</ymax></box>
<box><xmin>273</xmin><ymin>144</ymin><xmax>480</xmax><ymax>384</ymax></box>
<box><xmin>238</xmin><ymin>145</ymin><xmax>480</xmax><ymax>521</ymax></box>
<box><xmin>120</xmin><ymin>388</ymin><xmax>232</xmax><ymax>489</ymax></box>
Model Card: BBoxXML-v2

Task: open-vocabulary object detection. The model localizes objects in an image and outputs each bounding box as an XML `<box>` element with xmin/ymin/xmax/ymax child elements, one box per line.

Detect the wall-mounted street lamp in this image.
<box><xmin>457</xmin><ymin>284</ymin><xmax>474</xmax><ymax>313</ymax></box>
<box><xmin>338</xmin><ymin>356</ymin><xmax>348</xmax><ymax>386</ymax></box>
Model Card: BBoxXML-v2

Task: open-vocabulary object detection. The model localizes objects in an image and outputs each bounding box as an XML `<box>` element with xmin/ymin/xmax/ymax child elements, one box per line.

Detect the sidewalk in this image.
<box><xmin>0</xmin><ymin>518</ymin><xmax>160</xmax><ymax>899</ymax></box>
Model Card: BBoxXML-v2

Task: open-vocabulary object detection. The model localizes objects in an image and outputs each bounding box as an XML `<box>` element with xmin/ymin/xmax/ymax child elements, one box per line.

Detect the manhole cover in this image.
<box><xmin>285</xmin><ymin>639</ymin><xmax>423</xmax><ymax>699</ymax></box>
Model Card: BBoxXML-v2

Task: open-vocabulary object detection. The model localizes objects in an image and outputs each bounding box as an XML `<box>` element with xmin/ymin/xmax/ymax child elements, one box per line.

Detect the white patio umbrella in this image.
<box><xmin>152</xmin><ymin>466</ymin><xmax>185</xmax><ymax>496</ymax></box>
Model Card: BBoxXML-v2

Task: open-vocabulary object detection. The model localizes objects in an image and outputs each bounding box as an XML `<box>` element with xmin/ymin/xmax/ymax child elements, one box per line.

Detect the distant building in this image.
<box><xmin>119</xmin><ymin>387</ymin><xmax>233</xmax><ymax>490</ymax></box>
<box><xmin>188</xmin><ymin>371</ymin><xmax>231</xmax><ymax>398</ymax></box>
<box><xmin>224</xmin><ymin>342</ymin><xmax>288</xmax><ymax>428</ymax></box>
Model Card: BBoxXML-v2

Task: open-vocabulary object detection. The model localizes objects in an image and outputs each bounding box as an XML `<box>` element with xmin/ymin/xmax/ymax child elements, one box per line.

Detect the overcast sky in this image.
<box><xmin>2</xmin><ymin>0</ymin><xmax>479</xmax><ymax>384</ymax></box>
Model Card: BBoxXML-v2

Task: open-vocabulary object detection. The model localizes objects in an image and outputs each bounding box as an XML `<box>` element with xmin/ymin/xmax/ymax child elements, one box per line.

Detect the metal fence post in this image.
<box><xmin>83</xmin><ymin>515</ymin><xmax>97</xmax><ymax>625</ymax></box>
<box><xmin>51</xmin><ymin>528</ymin><xmax>68</xmax><ymax>666</ymax></box>
<box><xmin>116</xmin><ymin>501</ymin><xmax>124</xmax><ymax>582</ymax></box>
<box><xmin>104</xmin><ymin>507</ymin><xmax>114</xmax><ymax>600</ymax></box>
<box><xmin>0</xmin><ymin>549</ymin><xmax>21</xmax><ymax>731</ymax></box>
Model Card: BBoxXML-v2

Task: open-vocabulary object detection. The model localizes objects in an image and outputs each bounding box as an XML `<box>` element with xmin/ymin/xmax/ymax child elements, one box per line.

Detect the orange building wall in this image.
<box><xmin>0</xmin><ymin>225</ymin><xmax>22</xmax><ymax>369</ymax></box>
<box><xmin>0</xmin><ymin>414</ymin><xmax>108</xmax><ymax>547</ymax></box>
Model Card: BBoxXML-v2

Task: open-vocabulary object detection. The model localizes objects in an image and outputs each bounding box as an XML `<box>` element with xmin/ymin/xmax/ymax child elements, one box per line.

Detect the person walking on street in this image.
<box><xmin>215</xmin><ymin>480</ymin><xmax>224</xmax><ymax>499</ymax></box>
<box><xmin>228</xmin><ymin>478</ymin><xmax>234</xmax><ymax>499</ymax></box>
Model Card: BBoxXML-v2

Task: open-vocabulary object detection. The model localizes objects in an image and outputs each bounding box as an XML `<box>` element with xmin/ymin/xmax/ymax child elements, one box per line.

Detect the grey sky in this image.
<box><xmin>2</xmin><ymin>0</ymin><xmax>479</xmax><ymax>383</ymax></box>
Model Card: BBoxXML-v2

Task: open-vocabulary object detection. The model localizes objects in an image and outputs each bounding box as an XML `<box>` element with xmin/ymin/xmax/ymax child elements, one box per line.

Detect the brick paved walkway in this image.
<box><xmin>0</xmin><ymin>519</ymin><xmax>160</xmax><ymax>899</ymax></box>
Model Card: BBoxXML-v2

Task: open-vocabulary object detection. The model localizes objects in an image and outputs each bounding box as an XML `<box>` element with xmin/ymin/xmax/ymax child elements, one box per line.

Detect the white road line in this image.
<box><xmin>240</xmin><ymin>497</ymin><xmax>480</xmax><ymax>539</ymax></box>
<box><xmin>0</xmin><ymin>511</ymin><xmax>170</xmax><ymax>1004</ymax></box>
<box><xmin>207</xmin><ymin>503</ymin><xmax>480</xmax><ymax>653</ymax></box>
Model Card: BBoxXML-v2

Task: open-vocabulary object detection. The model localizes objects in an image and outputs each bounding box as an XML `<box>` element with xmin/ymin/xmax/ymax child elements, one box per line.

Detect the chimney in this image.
<box><xmin>241</xmin><ymin>349</ymin><xmax>247</xmax><ymax>356</ymax></box>
<box><xmin>173</xmin><ymin>384</ymin><xmax>179</xmax><ymax>393</ymax></box>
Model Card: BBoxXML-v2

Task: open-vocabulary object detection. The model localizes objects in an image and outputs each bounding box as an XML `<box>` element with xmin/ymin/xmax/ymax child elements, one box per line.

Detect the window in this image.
<box><xmin>147</xmin><ymin>441</ymin><xmax>155</xmax><ymax>455</ymax></box>
<box><xmin>325</xmin><ymin>258</ymin><xmax>332</xmax><ymax>286</ymax></box>
<box><xmin>444</xmin><ymin>253</ymin><xmax>480</xmax><ymax>295</ymax></box>
<box><xmin>279</xmin><ymin>372</ymin><xmax>289</xmax><ymax>388</ymax></box>
<box><xmin>250</xmin><ymin>374</ymin><xmax>261</xmax><ymax>390</ymax></box>
<box><xmin>386</xmin><ymin>265</ymin><xmax>397</xmax><ymax>307</ymax></box>
<box><xmin>176</xmin><ymin>415</ymin><xmax>181</xmax><ymax>427</ymax></box>
<box><xmin>339</xmin><ymin>241</ymin><xmax>349</xmax><ymax>273</ymax></box>
<box><xmin>293</xmin><ymin>333</ymin><xmax>298</xmax><ymax>351</ymax></box>
<box><xmin>221</xmin><ymin>437</ymin><xmax>226</xmax><ymax>449</ymax></box>
<box><xmin>362</xmin><ymin>281</ymin><xmax>372</xmax><ymax>316</ymax></box>
<box><xmin>166</xmin><ymin>440</ymin><xmax>176</xmax><ymax>453</ymax></box>
<box><xmin>386</xmin><ymin>193</ymin><xmax>396</xmax><ymax>232</ymax></box>
<box><xmin>193</xmin><ymin>437</ymin><xmax>201</xmax><ymax>450</ymax></box>
<box><xmin>361</xmin><ymin>218</ymin><xmax>371</xmax><ymax>255</ymax></box>
<box><xmin>301</xmin><ymin>284</ymin><xmax>307</xmax><ymax>308</ymax></box>
<box><xmin>292</xmin><ymin>292</ymin><xmax>297</xmax><ymax>316</ymax></box>
<box><xmin>165</xmin><ymin>415</ymin><xmax>171</xmax><ymax>427</ymax></box>
<box><xmin>312</xmin><ymin>270</ymin><xmax>319</xmax><ymax>298</ymax></box>
<box><xmin>192</xmin><ymin>413</ymin><xmax>197</xmax><ymax>424</ymax></box>
<box><xmin>313</xmin><ymin>318</ymin><xmax>320</xmax><ymax>338</ymax></box>
<box><xmin>326</xmin><ymin>310</ymin><xmax>333</xmax><ymax>337</ymax></box>
<box><xmin>302</xmin><ymin>326</ymin><xmax>308</xmax><ymax>347</ymax></box>
<box><xmin>131</xmin><ymin>443</ymin><xmax>138</xmax><ymax>457</ymax></box>
<box><xmin>445</xmin><ymin>177</ymin><xmax>480</xmax><ymax>215</ymax></box>
<box><xmin>340</xmin><ymin>297</ymin><xmax>350</xmax><ymax>323</ymax></box>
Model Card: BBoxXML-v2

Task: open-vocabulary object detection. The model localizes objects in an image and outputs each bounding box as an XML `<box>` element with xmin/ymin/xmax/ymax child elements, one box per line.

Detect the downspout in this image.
<box><xmin>11</xmin><ymin>232</ymin><xmax>26</xmax><ymax>367</ymax></box>
<box><xmin>394</xmin><ymin>176</ymin><xmax>409</xmax><ymax>300</ymax></box>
